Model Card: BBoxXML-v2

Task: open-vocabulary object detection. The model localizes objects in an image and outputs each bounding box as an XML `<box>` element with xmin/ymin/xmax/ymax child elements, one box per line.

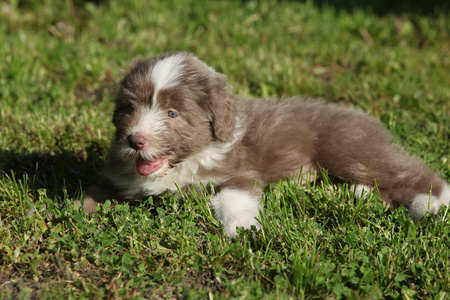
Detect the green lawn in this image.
<box><xmin>1</xmin><ymin>0</ymin><xmax>449</xmax><ymax>299</ymax></box>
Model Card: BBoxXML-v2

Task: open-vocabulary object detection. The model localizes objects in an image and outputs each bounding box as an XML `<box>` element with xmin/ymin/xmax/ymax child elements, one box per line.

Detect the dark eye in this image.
<box><xmin>120</xmin><ymin>103</ymin><xmax>134</xmax><ymax>114</ymax></box>
<box><xmin>113</xmin><ymin>103</ymin><xmax>133</xmax><ymax>123</ymax></box>
<box><xmin>168</xmin><ymin>110</ymin><xmax>178</xmax><ymax>118</ymax></box>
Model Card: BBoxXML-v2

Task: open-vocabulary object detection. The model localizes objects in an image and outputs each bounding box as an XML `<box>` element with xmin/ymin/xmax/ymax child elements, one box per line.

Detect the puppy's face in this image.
<box><xmin>111</xmin><ymin>53</ymin><xmax>236</xmax><ymax>177</ymax></box>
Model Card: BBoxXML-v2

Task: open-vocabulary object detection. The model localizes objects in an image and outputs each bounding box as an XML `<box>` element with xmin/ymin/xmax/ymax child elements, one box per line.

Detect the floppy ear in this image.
<box><xmin>208</xmin><ymin>73</ymin><xmax>237</xmax><ymax>143</ymax></box>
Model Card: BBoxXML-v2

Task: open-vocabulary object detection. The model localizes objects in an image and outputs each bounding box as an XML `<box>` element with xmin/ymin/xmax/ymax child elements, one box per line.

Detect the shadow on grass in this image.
<box><xmin>0</xmin><ymin>142</ymin><xmax>106</xmax><ymax>200</ymax></box>
<box><xmin>19</xmin><ymin>0</ymin><xmax>450</xmax><ymax>16</ymax></box>
<box><xmin>240</xmin><ymin>0</ymin><xmax>448</xmax><ymax>15</ymax></box>
<box><xmin>310</xmin><ymin>0</ymin><xmax>448</xmax><ymax>15</ymax></box>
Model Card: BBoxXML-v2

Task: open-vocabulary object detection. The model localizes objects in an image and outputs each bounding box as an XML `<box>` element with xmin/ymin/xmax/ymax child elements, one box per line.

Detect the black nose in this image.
<box><xmin>128</xmin><ymin>133</ymin><xmax>148</xmax><ymax>150</ymax></box>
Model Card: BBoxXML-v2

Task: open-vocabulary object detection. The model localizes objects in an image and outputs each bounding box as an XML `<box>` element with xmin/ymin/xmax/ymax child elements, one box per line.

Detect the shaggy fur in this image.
<box><xmin>79</xmin><ymin>52</ymin><xmax>450</xmax><ymax>237</ymax></box>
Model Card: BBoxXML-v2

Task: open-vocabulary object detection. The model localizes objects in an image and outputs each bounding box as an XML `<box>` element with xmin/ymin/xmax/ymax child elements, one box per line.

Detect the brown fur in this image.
<box><xmin>214</xmin><ymin>99</ymin><xmax>444</xmax><ymax>209</ymax></box>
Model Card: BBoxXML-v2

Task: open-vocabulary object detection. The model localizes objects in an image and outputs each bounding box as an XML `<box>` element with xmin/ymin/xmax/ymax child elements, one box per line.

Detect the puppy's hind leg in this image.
<box><xmin>352</xmin><ymin>146</ymin><xmax>449</xmax><ymax>221</ymax></box>
<box><xmin>315</xmin><ymin>107</ymin><xmax>449</xmax><ymax>220</ymax></box>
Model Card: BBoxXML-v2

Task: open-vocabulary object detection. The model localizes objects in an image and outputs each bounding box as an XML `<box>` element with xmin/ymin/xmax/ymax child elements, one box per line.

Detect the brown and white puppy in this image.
<box><xmin>80</xmin><ymin>52</ymin><xmax>450</xmax><ymax>237</ymax></box>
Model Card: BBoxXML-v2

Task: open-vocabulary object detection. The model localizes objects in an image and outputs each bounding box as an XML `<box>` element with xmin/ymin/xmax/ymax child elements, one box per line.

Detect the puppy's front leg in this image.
<box><xmin>74</xmin><ymin>185</ymin><xmax>123</xmax><ymax>213</ymax></box>
<box><xmin>211</xmin><ymin>188</ymin><xmax>261</xmax><ymax>237</ymax></box>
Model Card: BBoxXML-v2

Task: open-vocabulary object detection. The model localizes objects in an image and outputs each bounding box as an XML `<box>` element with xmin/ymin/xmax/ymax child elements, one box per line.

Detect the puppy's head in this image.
<box><xmin>111</xmin><ymin>52</ymin><xmax>236</xmax><ymax>177</ymax></box>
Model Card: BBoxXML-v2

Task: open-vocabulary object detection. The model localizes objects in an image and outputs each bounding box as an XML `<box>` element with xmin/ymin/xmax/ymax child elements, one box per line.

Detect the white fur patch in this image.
<box><xmin>109</xmin><ymin>143</ymin><xmax>225</xmax><ymax>199</ymax></box>
<box><xmin>439</xmin><ymin>184</ymin><xmax>450</xmax><ymax>206</ymax></box>
<box><xmin>116</xmin><ymin>105</ymin><xmax>169</xmax><ymax>163</ymax></box>
<box><xmin>198</xmin><ymin>116</ymin><xmax>245</xmax><ymax>171</ymax></box>
<box><xmin>136</xmin><ymin>139</ymin><xmax>236</xmax><ymax>196</ymax></box>
<box><xmin>107</xmin><ymin>124</ymin><xmax>244</xmax><ymax>200</ymax></box>
<box><xmin>409</xmin><ymin>194</ymin><xmax>439</xmax><ymax>222</ymax></box>
<box><xmin>149</xmin><ymin>54</ymin><xmax>186</xmax><ymax>101</ymax></box>
<box><xmin>351</xmin><ymin>184</ymin><xmax>373</xmax><ymax>200</ymax></box>
<box><xmin>211</xmin><ymin>188</ymin><xmax>261</xmax><ymax>237</ymax></box>
<box><xmin>129</xmin><ymin>106</ymin><xmax>167</xmax><ymax>137</ymax></box>
<box><xmin>408</xmin><ymin>184</ymin><xmax>450</xmax><ymax>222</ymax></box>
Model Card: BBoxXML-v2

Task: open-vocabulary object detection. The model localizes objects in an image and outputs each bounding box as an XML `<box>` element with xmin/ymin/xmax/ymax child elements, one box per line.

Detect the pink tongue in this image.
<box><xmin>136</xmin><ymin>157</ymin><xmax>164</xmax><ymax>176</ymax></box>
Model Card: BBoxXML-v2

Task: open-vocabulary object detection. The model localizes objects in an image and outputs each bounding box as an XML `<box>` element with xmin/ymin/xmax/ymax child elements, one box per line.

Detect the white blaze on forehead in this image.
<box><xmin>149</xmin><ymin>54</ymin><xmax>186</xmax><ymax>100</ymax></box>
<box><xmin>128</xmin><ymin>105</ymin><xmax>167</xmax><ymax>136</ymax></box>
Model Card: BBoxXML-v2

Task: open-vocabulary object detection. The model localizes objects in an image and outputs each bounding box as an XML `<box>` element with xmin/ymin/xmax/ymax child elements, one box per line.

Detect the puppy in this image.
<box><xmin>80</xmin><ymin>52</ymin><xmax>450</xmax><ymax>237</ymax></box>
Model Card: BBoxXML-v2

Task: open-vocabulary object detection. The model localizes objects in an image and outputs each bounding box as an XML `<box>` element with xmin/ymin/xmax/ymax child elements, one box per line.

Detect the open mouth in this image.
<box><xmin>136</xmin><ymin>155</ymin><xmax>167</xmax><ymax>176</ymax></box>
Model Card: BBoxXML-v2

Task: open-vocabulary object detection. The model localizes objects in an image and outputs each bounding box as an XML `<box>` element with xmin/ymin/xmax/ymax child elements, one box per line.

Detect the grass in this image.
<box><xmin>1</xmin><ymin>0</ymin><xmax>449</xmax><ymax>298</ymax></box>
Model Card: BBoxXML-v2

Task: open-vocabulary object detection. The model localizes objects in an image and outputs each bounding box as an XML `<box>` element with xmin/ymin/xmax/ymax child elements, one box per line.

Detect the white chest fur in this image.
<box><xmin>106</xmin><ymin>139</ymin><xmax>236</xmax><ymax>199</ymax></box>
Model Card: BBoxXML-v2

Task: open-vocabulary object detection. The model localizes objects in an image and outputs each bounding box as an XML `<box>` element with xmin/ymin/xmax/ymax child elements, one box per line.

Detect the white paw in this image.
<box><xmin>409</xmin><ymin>184</ymin><xmax>450</xmax><ymax>222</ymax></box>
<box><xmin>211</xmin><ymin>188</ymin><xmax>261</xmax><ymax>237</ymax></box>
<box><xmin>351</xmin><ymin>184</ymin><xmax>373</xmax><ymax>200</ymax></box>
<box><xmin>439</xmin><ymin>184</ymin><xmax>450</xmax><ymax>207</ymax></box>
<box><xmin>222</xmin><ymin>213</ymin><xmax>261</xmax><ymax>237</ymax></box>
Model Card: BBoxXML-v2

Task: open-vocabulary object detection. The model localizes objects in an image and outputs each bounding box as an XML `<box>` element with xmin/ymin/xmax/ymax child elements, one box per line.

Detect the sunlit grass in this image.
<box><xmin>1</xmin><ymin>0</ymin><xmax>449</xmax><ymax>299</ymax></box>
